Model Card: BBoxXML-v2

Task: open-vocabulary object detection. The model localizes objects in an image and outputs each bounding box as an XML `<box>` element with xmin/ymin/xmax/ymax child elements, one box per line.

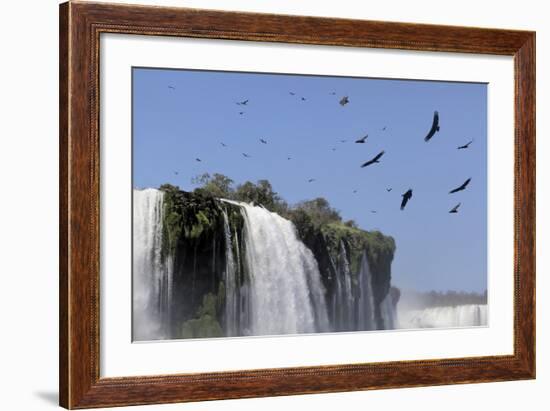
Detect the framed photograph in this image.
<box><xmin>59</xmin><ymin>1</ymin><xmax>535</xmax><ymax>409</ymax></box>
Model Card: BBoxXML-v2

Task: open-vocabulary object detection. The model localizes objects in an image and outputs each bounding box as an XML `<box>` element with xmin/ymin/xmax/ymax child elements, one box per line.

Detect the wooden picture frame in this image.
<box><xmin>59</xmin><ymin>1</ymin><xmax>535</xmax><ymax>408</ymax></box>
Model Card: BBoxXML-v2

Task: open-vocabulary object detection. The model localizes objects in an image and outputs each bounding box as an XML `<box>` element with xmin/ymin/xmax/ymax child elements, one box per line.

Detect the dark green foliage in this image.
<box><xmin>180</xmin><ymin>293</ymin><xmax>224</xmax><ymax>339</ymax></box>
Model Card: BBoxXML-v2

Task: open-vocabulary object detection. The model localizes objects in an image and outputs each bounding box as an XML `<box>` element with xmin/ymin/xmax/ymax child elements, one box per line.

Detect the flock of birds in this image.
<box><xmin>168</xmin><ymin>84</ymin><xmax>475</xmax><ymax>215</ymax></box>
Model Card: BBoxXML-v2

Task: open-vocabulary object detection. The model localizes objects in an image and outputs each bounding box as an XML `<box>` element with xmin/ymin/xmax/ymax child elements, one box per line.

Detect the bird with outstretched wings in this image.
<box><xmin>400</xmin><ymin>189</ymin><xmax>413</xmax><ymax>210</ymax></box>
<box><xmin>360</xmin><ymin>151</ymin><xmax>385</xmax><ymax>168</ymax></box>
<box><xmin>457</xmin><ymin>140</ymin><xmax>473</xmax><ymax>149</ymax></box>
<box><xmin>339</xmin><ymin>96</ymin><xmax>349</xmax><ymax>106</ymax></box>
<box><xmin>449</xmin><ymin>203</ymin><xmax>461</xmax><ymax>213</ymax></box>
<box><xmin>449</xmin><ymin>178</ymin><xmax>471</xmax><ymax>194</ymax></box>
<box><xmin>355</xmin><ymin>134</ymin><xmax>368</xmax><ymax>143</ymax></box>
<box><xmin>424</xmin><ymin>111</ymin><xmax>440</xmax><ymax>142</ymax></box>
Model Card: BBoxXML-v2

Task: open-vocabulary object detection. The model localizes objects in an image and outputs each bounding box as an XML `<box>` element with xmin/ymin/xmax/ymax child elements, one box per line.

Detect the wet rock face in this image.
<box><xmin>160</xmin><ymin>186</ymin><xmax>245</xmax><ymax>338</ymax></box>
<box><xmin>158</xmin><ymin>186</ymin><xmax>396</xmax><ymax>337</ymax></box>
<box><xmin>294</xmin><ymin>221</ymin><xmax>396</xmax><ymax>331</ymax></box>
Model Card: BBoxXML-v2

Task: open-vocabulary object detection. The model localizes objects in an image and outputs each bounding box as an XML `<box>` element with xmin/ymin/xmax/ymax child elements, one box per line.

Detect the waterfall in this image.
<box><xmin>226</xmin><ymin>200</ymin><xmax>330</xmax><ymax>336</ymax></box>
<box><xmin>397</xmin><ymin>304</ymin><xmax>488</xmax><ymax>329</ymax></box>
<box><xmin>356</xmin><ymin>252</ymin><xmax>376</xmax><ymax>330</ymax></box>
<box><xmin>379</xmin><ymin>293</ymin><xmax>396</xmax><ymax>329</ymax></box>
<box><xmin>221</xmin><ymin>209</ymin><xmax>239</xmax><ymax>337</ymax></box>
<box><xmin>132</xmin><ymin>188</ymin><xmax>172</xmax><ymax>340</ymax></box>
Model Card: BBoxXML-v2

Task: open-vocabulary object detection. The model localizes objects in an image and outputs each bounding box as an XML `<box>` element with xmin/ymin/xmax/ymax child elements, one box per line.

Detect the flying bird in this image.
<box><xmin>195</xmin><ymin>158</ymin><xmax>202</xmax><ymax>162</ymax></box>
<box><xmin>259</xmin><ymin>138</ymin><xmax>268</xmax><ymax>144</ymax></box>
<box><xmin>353</xmin><ymin>190</ymin><xmax>358</xmax><ymax>193</ymax></box>
<box><xmin>386</xmin><ymin>188</ymin><xmax>392</xmax><ymax>192</ymax></box>
<box><xmin>242</xmin><ymin>153</ymin><xmax>251</xmax><ymax>158</ymax></box>
<box><xmin>287</xmin><ymin>156</ymin><xmax>292</xmax><ymax>160</ymax></box>
<box><xmin>289</xmin><ymin>92</ymin><xmax>295</xmax><ymax>96</ymax></box>
<box><xmin>449</xmin><ymin>178</ymin><xmax>471</xmax><ymax>194</ymax></box>
<box><xmin>360</xmin><ymin>151</ymin><xmax>385</xmax><ymax>168</ymax></box>
<box><xmin>449</xmin><ymin>203</ymin><xmax>461</xmax><ymax>213</ymax></box>
<box><xmin>308</xmin><ymin>178</ymin><xmax>316</xmax><ymax>183</ymax></box>
<box><xmin>457</xmin><ymin>140</ymin><xmax>473</xmax><ymax>149</ymax></box>
<box><xmin>424</xmin><ymin>111</ymin><xmax>440</xmax><ymax>142</ymax></box>
<box><xmin>167</xmin><ymin>85</ymin><xmax>175</xmax><ymax>90</ymax></box>
<box><xmin>382</xmin><ymin>126</ymin><xmax>387</xmax><ymax>131</ymax></box>
<box><xmin>174</xmin><ymin>171</ymin><xmax>179</xmax><ymax>175</ymax></box>
<box><xmin>331</xmin><ymin>148</ymin><xmax>337</xmax><ymax>151</ymax></box>
<box><xmin>330</xmin><ymin>91</ymin><xmax>336</xmax><ymax>95</ymax></box>
<box><xmin>220</xmin><ymin>142</ymin><xmax>227</xmax><ymax>147</ymax></box>
<box><xmin>339</xmin><ymin>139</ymin><xmax>347</xmax><ymax>143</ymax></box>
<box><xmin>339</xmin><ymin>96</ymin><xmax>349</xmax><ymax>106</ymax></box>
<box><xmin>236</xmin><ymin>99</ymin><xmax>249</xmax><ymax>106</ymax></box>
<box><xmin>400</xmin><ymin>189</ymin><xmax>413</xmax><ymax>210</ymax></box>
<box><xmin>301</xmin><ymin>97</ymin><xmax>306</xmax><ymax>101</ymax></box>
<box><xmin>239</xmin><ymin>112</ymin><xmax>244</xmax><ymax>115</ymax></box>
<box><xmin>355</xmin><ymin>134</ymin><xmax>368</xmax><ymax>143</ymax></box>
<box><xmin>371</xmin><ymin>210</ymin><xmax>377</xmax><ymax>214</ymax></box>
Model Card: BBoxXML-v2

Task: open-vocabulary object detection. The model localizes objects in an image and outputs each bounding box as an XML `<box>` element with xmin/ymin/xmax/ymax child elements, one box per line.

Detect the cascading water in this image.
<box><xmin>221</xmin><ymin>209</ymin><xmax>239</xmax><ymax>337</ymax></box>
<box><xmin>133</xmin><ymin>188</ymin><xmax>172</xmax><ymax>340</ymax></box>
<box><xmin>226</xmin><ymin>200</ymin><xmax>330</xmax><ymax>336</ymax></box>
<box><xmin>397</xmin><ymin>304</ymin><xmax>488</xmax><ymax>329</ymax></box>
<box><xmin>356</xmin><ymin>252</ymin><xmax>376</xmax><ymax>331</ymax></box>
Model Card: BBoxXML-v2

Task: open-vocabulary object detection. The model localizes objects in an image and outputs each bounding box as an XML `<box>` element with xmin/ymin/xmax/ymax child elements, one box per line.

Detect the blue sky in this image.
<box><xmin>133</xmin><ymin>67</ymin><xmax>487</xmax><ymax>293</ymax></box>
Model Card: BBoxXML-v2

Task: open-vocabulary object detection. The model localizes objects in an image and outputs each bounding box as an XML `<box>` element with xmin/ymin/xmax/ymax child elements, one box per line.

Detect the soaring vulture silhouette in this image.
<box><xmin>339</xmin><ymin>96</ymin><xmax>349</xmax><ymax>106</ymax></box>
<box><xmin>308</xmin><ymin>178</ymin><xmax>316</xmax><ymax>183</ymax></box>
<box><xmin>424</xmin><ymin>111</ymin><xmax>440</xmax><ymax>142</ymax></box>
<box><xmin>195</xmin><ymin>158</ymin><xmax>201</xmax><ymax>162</ymax></box>
<box><xmin>236</xmin><ymin>99</ymin><xmax>249</xmax><ymax>106</ymax></box>
<box><xmin>355</xmin><ymin>134</ymin><xmax>368</xmax><ymax>143</ymax></box>
<box><xmin>386</xmin><ymin>188</ymin><xmax>393</xmax><ymax>192</ymax></box>
<box><xmin>457</xmin><ymin>140</ymin><xmax>473</xmax><ymax>149</ymax></box>
<box><xmin>360</xmin><ymin>151</ymin><xmax>385</xmax><ymax>168</ymax></box>
<box><xmin>400</xmin><ymin>189</ymin><xmax>413</xmax><ymax>210</ymax></box>
<box><xmin>449</xmin><ymin>178</ymin><xmax>471</xmax><ymax>194</ymax></box>
<box><xmin>167</xmin><ymin>85</ymin><xmax>175</xmax><ymax>90</ymax></box>
<box><xmin>449</xmin><ymin>203</ymin><xmax>461</xmax><ymax>213</ymax></box>
<box><xmin>242</xmin><ymin>153</ymin><xmax>251</xmax><ymax>158</ymax></box>
<box><xmin>260</xmin><ymin>138</ymin><xmax>268</xmax><ymax>144</ymax></box>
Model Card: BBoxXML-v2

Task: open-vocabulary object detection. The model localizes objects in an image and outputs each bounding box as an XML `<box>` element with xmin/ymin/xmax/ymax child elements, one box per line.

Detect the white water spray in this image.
<box><xmin>397</xmin><ymin>304</ymin><xmax>487</xmax><ymax>329</ymax></box>
<box><xmin>225</xmin><ymin>200</ymin><xmax>330</xmax><ymax>335</ymax></box>
<box><xmin>133</xmin><ymin>188</ymin><xmax>172</xmax><ymax>340</ymax></box>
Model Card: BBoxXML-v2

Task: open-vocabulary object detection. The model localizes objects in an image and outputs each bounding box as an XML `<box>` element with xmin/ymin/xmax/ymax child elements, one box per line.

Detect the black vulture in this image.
<box><xmin>308</xmin><ymin>178</ymin><xmax>315</xmax><ymax>183</ymax></box>
<box><xmin>239</xmin><ymin>111</ymin><xmax>244</xmax><ymax>115</ymax></box>
<box><xmin>220</xmin><ymin>142</ymin><xmax>227</xmax><ymax>147</ymax></box>
<box><xmin>289</xmin><ymin>92</ymin><xmax>295</xmax><ymax>96</ymax></box>
<box><xmin>449</xmin><ymin>178</ymin><xmax>471</xmax><ymax>194</ymax></box>
<box><xmin>449</xmin><ymin>203</ymin><xmax>461</xmax><ymax>213</ymax></box>
<box><xmin>400</xmin><ymin>189</ymin><xmax>413</xmax><ymax>210</ymax></box>
<box><xmin>167</xmin><ymin>85</ymin><xmax>175</xmax><ymax>90</ymax></box>
<box><xmin>360</xmin><ymin>151</ymin><xmax>385</xmax><ymax>168</ymax></box>
<box><xmin>260</xmin><ymin>138</ymin><xmax>268</xmax><ymax>144</ymax></box>
<box><xmin>339</xmin><ymin>96</ymin><xmax>349</xmax><ymax>106</ymax></box>
<box><xmin>386</xmin><ymin>188</ymin><xmax>392</xmax><ymax>192</ymax></box>
<box><xmin>424</xmin><ymin>111</ymin><xmax>440</xmax><ymax>142</ymax></box>
<box><xmin>236</xmin><ymin>99</ymin><xmax>249</xmax><ymax>106</ymax></box>
<box><xmin>242</xmin><ymin>153</ymin><xmax>251</xmax><ymax>158</ymax></box>
<box><xmin>457</xmin><ymin>140</ymin><xmax>473</xmax><ymax>149</ymax></box>
<box><xmin>195</xmin><ymin>158</ymin><xmax>201</xmax><ymax>162</ymax></box>
<box><xmin>355</xmin><ymin>134</ymin><xmax>368</xmax><ymax>143</ymax></box>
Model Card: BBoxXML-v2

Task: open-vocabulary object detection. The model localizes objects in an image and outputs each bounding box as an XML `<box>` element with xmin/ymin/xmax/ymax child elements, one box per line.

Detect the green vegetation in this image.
<box><xmin>186</xmin><ymin>172</ymin><xmax>395</xmax><ymax>274</ymax></box>
<box><xmin>179</xmin><ymin>293</ymin><xmax>224</xmax><ymax>339</ymax></box>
